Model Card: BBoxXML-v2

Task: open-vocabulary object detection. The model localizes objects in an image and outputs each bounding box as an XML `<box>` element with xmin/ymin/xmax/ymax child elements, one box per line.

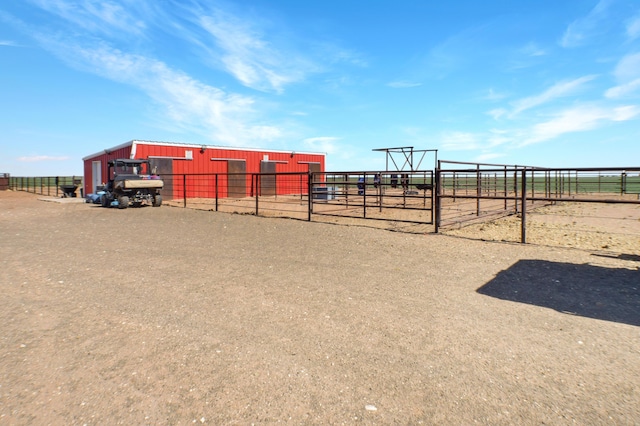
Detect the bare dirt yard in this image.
<box><xmin>1</xmin><ymin>190</ymin><xmax>639</xmax><ymax>424</ymax></box>
<box><xmin>442</xmin><ymin>199</ymin><xmax>640</xmax><ymax>255</ymax></box>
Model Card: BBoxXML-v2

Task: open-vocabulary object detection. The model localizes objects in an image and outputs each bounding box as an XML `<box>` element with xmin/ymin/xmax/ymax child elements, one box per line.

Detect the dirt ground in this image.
<box><xmin>442</xmin><ymin>200</ymin><xmax>640</xmax><ymax>255</ymax></box>
<box><xmin>1</xmin><ymin>190</ymin><xmax>639</xmax><ymax>424</ymax></box>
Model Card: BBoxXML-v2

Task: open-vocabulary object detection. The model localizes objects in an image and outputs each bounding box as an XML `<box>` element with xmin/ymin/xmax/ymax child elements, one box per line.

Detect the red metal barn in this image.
<box><xmin>82</xmin><ymin>140</ymin><xmax>325</xmax><ymax>200</ymax></box>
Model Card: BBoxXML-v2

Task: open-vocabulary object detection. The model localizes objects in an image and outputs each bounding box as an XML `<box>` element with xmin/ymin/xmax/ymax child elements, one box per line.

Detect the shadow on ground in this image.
<box><xmin>477</xmin><ymin>259</ymin><xmax>640</xmax><ymax>327</ymax></box>
<box><xmin>592</xmin><ymin>253</ymin><xmax>640</xmax><ymax>262</ymax></box>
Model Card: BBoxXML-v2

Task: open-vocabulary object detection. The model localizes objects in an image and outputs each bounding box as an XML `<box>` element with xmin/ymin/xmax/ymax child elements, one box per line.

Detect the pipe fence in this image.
<box><xmin>7</xmin><ymin>165</ymin><xmax>640</xmax><ymax>245</ymax></box>
<box><xmin>8</xmin><ymin>176</ymin><xmax>83</xmax><ymax>198</ymax></box>
<box><xmin>435</xmin><ymin>161</ymin><xmax>640</xmax><ymax>243</ymax></box>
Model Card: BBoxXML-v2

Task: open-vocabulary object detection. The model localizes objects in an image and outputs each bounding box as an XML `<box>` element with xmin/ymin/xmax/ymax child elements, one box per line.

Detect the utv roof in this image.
<box><xmin>108</xmin><ymin>159</ymin><xmax>149</xmax><ymax>165</ymax></box>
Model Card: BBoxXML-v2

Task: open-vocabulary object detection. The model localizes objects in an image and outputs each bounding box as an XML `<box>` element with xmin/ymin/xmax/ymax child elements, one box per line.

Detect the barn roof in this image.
<box><xmin>82</xmin><ymin>139</ymin><xmax>326</xmax><ymax>161</ymax></box>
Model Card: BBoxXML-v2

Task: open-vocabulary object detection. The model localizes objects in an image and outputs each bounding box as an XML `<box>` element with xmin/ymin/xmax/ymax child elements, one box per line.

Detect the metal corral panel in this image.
<box><xmin>0</xmin><ymin>173</ymin><xmax>9</xmax><ymax>191</ymax></box>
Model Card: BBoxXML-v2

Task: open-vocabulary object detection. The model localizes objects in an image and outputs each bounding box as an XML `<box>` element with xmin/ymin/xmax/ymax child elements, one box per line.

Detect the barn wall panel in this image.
<box><xmin>82</xmin><ymin>144</ymin><xmax>133</xmax><ymax>195</ymax></box>
<box><xmin>85</xmin><ymin>141</ymin><xmax>325</xmax><ymax>200</ymax></box>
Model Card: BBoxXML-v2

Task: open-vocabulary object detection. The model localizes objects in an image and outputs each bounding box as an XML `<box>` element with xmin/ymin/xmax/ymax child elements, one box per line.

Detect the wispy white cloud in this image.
<box><xmin>42</xmin><ymin>39</ymin><xmax>282</xmax><ymax>145</ymax></box>
<box><xmin>18</xmin><ymin>155</ymin><xmax>70</xmax><ymax>162</ymax></box>
<box><xmin>7</xmin><ymin>1</ymin><xmax>298</xmax><ymax>146</ymax></box>
<box><xmin>436</xmin><ymin>128</ymin><xmax>511</xmax><ymax>155</ymax></box>
<box><xmin>560</xmin><ymin>0</ymin><xmax>612</xmax><ymax>48</ymax></box>
<box><xmin>302</xmin><ymin>136</ymin><xmax>340</xmax><ymax>154</ymax></box>
<box><xmin>520</xmin><ymin>42</ymin><xmax>546</xmax><ymax>57</ymax></box>
<box><xmin>387</xmin><ymin>81</ymin><xmax>422</xmax><ymax>89</ymax></box>
<box><xmin>439</xmin><ymin>131</ymin><xmax>479</xmax><ymax>151</ymax></box>
<box><xmin>605</xmin><ymin>52</ymin><xmax>640</xmax><ymax>98</ymax></box>
<box><xmin>509</xmin><ymin>75</ymin><xmax>597</xmax><ymax>117</ymax></box>
<box><xmin>523</xmin><ymin>104</ymin><xmax>640</xmax><ymax>145</ymax></box>
<box><xmin>185</xmin><ymin>6</ymin><xmax>319</xmax><ymax>93</ymax></box>
<box><xmin>605</xmin><ymin>78</ymin><xmax>640</xmax><ymax>99</ymax></box>
<box><xmin>0</xmin><ymin>40</ymin><xmax>19</xmax><ymax>46</ymax></box>
<box><xmin>487</xmin><ymin>129</ymin><xmax>513</xmax><ymax>148</ymax></box>
<box><xmin>22</xmin><ymin>0</ymin><xmax>330</xmax><ymax>95</ymax></box>
<box><xmin>626</xmin><ymin>13</ymin><xmax>640</xmax><ymax>41</ymax></box>
<box><xmin>198</xmin><ymin>11</ymin><xmax>299</xmax><ymax>92</ymax></box>
<box><xmin>28</xmin><ymin>0</ymin><xmax>147</xmax><ymax>37</ymax></box>
<box><xmin>611</xmin><ymin>51</ymin><xmax>640</xmax><ymax>81</ymax></box>
<box><xmin>316</xmin><ymin>43</ymin><xmax>368</xmax><ymax>68</ymax></box>
<box><xmin>487</xmin><ymin>108</ymin><xmax>507</xmax><ymax>120</ymax></box>
<box><xmin>474</xmin><ymin>152</ymin><xmax>506</xmax><ymax>163</ymax></box>
<box><xmin>484</xmin><ymin>88</ymin><xmax>508</xmax><ymax>102</ymax></box>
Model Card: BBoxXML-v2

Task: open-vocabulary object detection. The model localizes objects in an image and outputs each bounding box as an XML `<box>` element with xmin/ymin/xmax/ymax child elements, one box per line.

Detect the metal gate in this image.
<box><xmin>310</xmin><ymin>171</ymin><xmax>434</xmax><ymax>225</ymax></box>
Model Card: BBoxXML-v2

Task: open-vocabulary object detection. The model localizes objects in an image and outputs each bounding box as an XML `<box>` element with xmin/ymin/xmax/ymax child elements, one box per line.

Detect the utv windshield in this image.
<box><xmin>114</xmin><ymin>161</ymin><xmax>150</xmax><ymax>176</ymax></box>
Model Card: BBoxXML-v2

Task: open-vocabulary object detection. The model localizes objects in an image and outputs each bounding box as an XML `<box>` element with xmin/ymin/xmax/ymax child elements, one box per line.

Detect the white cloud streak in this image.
<box><xmin>387</xmin><ymin>81</ymin><xmax>422</xmax><ymax>89</ymax></box>
<box><xmin>605</xmin><ymin>79</ymin><xmax>640</xmax><ymax>99</ymax></box>
<box><xmin>6</xmin><ymin>0</ymin><xmax>366</xmax><ymax>153</ymax></box>
<box><xmin>302</xmin><ymin>136</ymin><xmax>340</xmax><ymax>154</ymax></box>
<box><xmin>605</xmin><ymin>52</ymin><xmax>640</xmax><ymax>98</ymax></box>
<box><xmin>18</xmin><ymin>155</ymin><xmax>70</xmax><ymax>162</ymax></box>
<box><xmin>47</xmin><ymin>39</ymin><xmax>282</xmax><ymax>145</ymax></box>
<box><xmin>626</xmin><ymin>14</ymin><xmax>640</xmax><ymax>41</ymax></box>
<box><xmin>523</xmin><ymin>104</ymin><xmax>640</xmax><ymax>145</ymax></box>
<box><xmin>560</xmin><ymin>0</ymin><xmax>612</xmax><ymax>48</ymax></box>
<box><xmin>612</xmin><ymin>52</ymin><xmax>640</xmax><ymax>81</ymax></box>
<box><xmin>439</xmin><ymin>131</ymin><xmax>479</xmax><ymax>151</ymax></box>
<box><xmin>11</xmin><ymin>0</ymin><xmax>308</xmax><ymax>146</ymax></box>
<box><xmin>520</xmin><ymin>42</ymin><xmax>546</xmax><ymax>57</ymax></box>
<box><xmin>28</xmin><ymin>0</ymin><xmax>147</xmax><ymax>37</ymax></box>
<box><xmin>474</xmin><ymin>153</ymin><xmax>506</xmax><ymax>163</ymax></box>
<box><xmin>509</xmin><ymin>75</ymin><xmax>597</xmax><ymax>117</ymax></box>
<box><xmin>198</xmin><ymin>10</ymin><xmax>301</xmax><ymax>93</ymax></box>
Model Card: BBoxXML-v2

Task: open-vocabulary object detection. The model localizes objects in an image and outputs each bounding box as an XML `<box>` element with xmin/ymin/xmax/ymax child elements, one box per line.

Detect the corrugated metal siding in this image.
<box><xmin>85</xmin><ymin>141</ymin><xmax>325</xmax><ymax>199</ymax></box>
<box><xmin>82</xmin><ymin>144</ymin><xmax>133</xmax><ymax>195</ymax></box>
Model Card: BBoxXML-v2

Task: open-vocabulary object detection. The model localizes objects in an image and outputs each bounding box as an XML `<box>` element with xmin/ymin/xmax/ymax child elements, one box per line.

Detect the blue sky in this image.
<box><xmin>2</xmin><ymin>0</ymin><xmax>640</xmax><ymax>176</ymax></box>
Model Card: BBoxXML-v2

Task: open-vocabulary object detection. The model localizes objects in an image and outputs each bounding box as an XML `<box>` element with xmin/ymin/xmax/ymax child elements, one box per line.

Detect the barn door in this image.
<box><xmin>260</xmin><ymin>161</ymin><xmax>276</xmax><ymax>196</ymax></box>
<box><xmin>149</xmin><ymin>158</ymin><xmax>173</xmax><ymax>200</ymax></box>
<box><xmin>92</xmin><ymin>161</ymin><xmax>102</xmax><ymax>193</ymax></box>
<box><xmin>308</xmin><ymin>162</ymin><xmax>321</xmax><ymax>181</ymax></box>
<box><xmin>227</xmin><ymin>160</ymin><xmax>246</xmax><ymax>198</ymax></box>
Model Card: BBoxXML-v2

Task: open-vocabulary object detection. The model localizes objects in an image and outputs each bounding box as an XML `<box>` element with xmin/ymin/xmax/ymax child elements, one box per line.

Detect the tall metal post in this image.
<box><xmin>434</xmin><ymin>166</ymin><xmax>441</xmax><ymax>233</ymax></box>
<box><xmin>215</xmin><ymin>174</ymin><xmax>219</xmax><ymax>211</ymax></box>
<box><xmin>513</xmin><ymin>169</ymin><xmax>518</xmax><ymax>213</ymax></box>
<box><xmin>255</xmin><ymin>174</ymin><xmax>259</xmax><ymax>215</ymax></box>
<box><xmin>362</xmin><ymin>173</ymin><xmax>367</xmax><ymax>219</ymax></box>
<box><xmin>503</xmin><ymin>166</ymin><xmax>507</xmax><ymax>210</ymax></box>
<box><xmin>307</xmin><ymin>172</ymin><xmax>312</xmax><ymax>221</ymax></box>
<box><xmin>183</xmin><ymin>174</ymin><xmax>187</xmax><ymax>208</ymax></box>
<box><xmin>521</xmin><ymin>169</ymin><xmax>527</xmax><ymax>244</ymax></box>
<box><xmin>476</xmin><ymin>165</ymin><xmax>481</xmax><ymax>216</ymax></box>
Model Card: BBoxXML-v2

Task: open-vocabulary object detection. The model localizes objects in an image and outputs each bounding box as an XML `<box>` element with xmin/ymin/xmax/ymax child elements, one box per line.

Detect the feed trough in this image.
<box><xmin>415</xmin><ymin>184</ymin><xmax>433</xmax><ymax>191</ymax></box>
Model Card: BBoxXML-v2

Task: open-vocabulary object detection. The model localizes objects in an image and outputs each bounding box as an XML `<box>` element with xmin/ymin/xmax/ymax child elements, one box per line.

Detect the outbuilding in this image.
<box><xmin>82</xmin><ymin>140</ymin><xmax>325</xmax><ymax>200</ymax></box>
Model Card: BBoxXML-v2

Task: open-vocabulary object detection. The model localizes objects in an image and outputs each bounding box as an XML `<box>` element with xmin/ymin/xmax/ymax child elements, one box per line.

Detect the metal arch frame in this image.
<box><xmin>372</xmin><ymin>146</ymin><xmax>438</xmax><ymax>172</ymax></box>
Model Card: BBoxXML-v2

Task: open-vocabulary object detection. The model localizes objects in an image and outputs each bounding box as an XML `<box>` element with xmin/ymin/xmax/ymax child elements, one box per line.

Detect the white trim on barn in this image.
<box><xmin>83</xmin><ymin>140</ymin><xmax>326</xmax><ymax>161</ymax></box>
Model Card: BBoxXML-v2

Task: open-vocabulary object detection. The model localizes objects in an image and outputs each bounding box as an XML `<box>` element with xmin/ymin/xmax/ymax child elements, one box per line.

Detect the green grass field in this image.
<box><xmin>439</xmin><ymin>172</ymin><xmax>640</xmax><ymax>195</ymax></box>
<box><xmin>9</xmin><ymin>176</ymin><xmax>83</xmax><ymax>196</ymax></box>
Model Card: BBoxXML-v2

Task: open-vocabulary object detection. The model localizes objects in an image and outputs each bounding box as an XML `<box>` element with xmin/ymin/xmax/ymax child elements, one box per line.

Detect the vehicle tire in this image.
<box><xmin>153</xmin><ymin>194</ymin><xmax>162</xmax><ymax>207</ymax></box>
<box><xmin>101</xmin><ymin>194</ymin><xmax>109</xmax><ymax>207</ymax></box>
<box><xmin>118</xmin><ymin>196</ymin><xmax>129</xmax><ymax>209</ymax></box>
